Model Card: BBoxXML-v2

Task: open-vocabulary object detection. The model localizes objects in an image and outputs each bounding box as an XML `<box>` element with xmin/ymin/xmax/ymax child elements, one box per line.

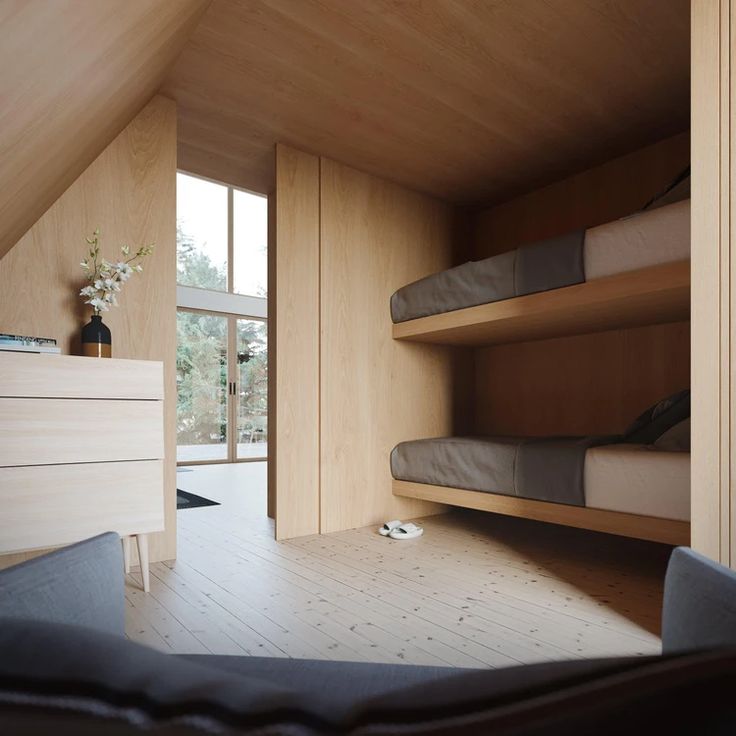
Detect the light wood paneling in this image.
<box><xmin>394</xmin><ymin>261</ymin><xmax>690</xmax><ymax>348</ymax></box>
<box><xmin>473</xmin><ymin>132</ymin><xmax>690</xmax><ymax>258</ymax></box>
<box><xmin>691</xmin><ymin>0</ymin><xmax>734</xmax><ymax>565</ymax></box>
<box><xmin>0</xmin><ymin>0</ymin><xmax>208</xmax><ymax>260</ymax></box>
<box><xmin>0</xmin><ymin>399</ymin><xmax>163</xmax><ymax>467</ymax></box>
<box><xmin>0</xmin><ymin>461</ymin><xmax>164</xmax><ymax>554</ymax></box>
<box><xmin>272</xmin><ymin>146</ymin><xmax>320</xmax><ymax>540</ymax></box>
<box><xmin>475</xmin><ymin>321</ymin><xmax>690</xmax><ymax>438</ymax></box>
<box><xmin>470</xmin><ymin>135</ymin><xmax>691</xmax><ymax>439</ymax></box>
<box><xmin>393</xmin><ymin>480</ymin><xmax>690</xmax><ymax>547</ymax></box>
<box><xmin>0</xmin><ymin>353</ymin><xmax>163</xmax><ymax>400</ymax></box>
<box><xmin>0</xmin><ymin>96</ymin><xmax>177</xmax><ymax>562</ymax></box>
<box><xmin>164</xmin><ymin>0</ymin><xmax>689</xmax><ymax>203</ymax></box>
<box><xmin>319</xmin><ymin>158</ymin><xmax>455</xmax><ymax>533</ymax></box>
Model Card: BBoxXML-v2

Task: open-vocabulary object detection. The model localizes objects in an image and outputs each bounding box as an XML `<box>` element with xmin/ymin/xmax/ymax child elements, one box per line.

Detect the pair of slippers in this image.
<box><xmin>378</xmin><ymin>520</ymin><xmax>424</xmax><ymax>540</ymax></box>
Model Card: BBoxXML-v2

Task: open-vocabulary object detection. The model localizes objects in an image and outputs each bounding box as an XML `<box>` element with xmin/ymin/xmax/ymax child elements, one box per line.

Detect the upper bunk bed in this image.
<box><xmin>391</xmin><ymin>185</ymin><xmax>690</xmax><ymax>348</ymax></box>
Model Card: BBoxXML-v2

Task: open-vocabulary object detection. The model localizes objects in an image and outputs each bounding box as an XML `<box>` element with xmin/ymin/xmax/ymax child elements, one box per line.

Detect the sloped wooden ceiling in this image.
<box><xmin>163</xmin><ymin>0</ymin><xmax>690</xmax><ymax>203</ymax></box>
<box><xmin>0</xmin><ymin>0</ymin><xmax>210</xmax><ymax>260</ymax></box>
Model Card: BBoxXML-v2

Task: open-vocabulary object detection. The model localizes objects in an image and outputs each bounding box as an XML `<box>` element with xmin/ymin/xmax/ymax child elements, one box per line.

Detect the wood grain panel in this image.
<box><xmin>393</xmin><ymin>480</ymin><xmax>690</xmax><ymax>547</ymax></box>
<box><xmin>0</xmin><ymin>96</ymin><xmax>177</xmax><ymax>562</ymax></box>
<box><xmin>0</xmin><ymin>460</ymin><xmax>164</xmax><ymax>554</ymax></box>
<box><xmin>0</xmin><ymin>0</ymin><xmax>208</xmax><ymax>260</ymax></box>
<box><xmin>0</xmin><ymin>353</ymin><xmax>163</xmax><ymax>400</ymax></box>
<box><xmin>394</xmin><ymin>261</ymin><xmax>690</xmax><ymax>347</ymax></box>
<box><xmin>272</xmin><ymin>146</ymin><xmax>320</xmax><ymax>540</ymax></box>
<box><xmin>691</xmin><ymin>0</ymin><xmax>723</xmax><ymax>562</ymax></box>
<box><xmin>165</xmin><ymin>0</ymin><xmax>689</xmax><ymax>203</ymax></box>
<box><xmin>471</xmin><ymin>135</ymin><xmax>691</xmax><ymax>440</ymax></box>
<box><xmin>475</xmin><ymin>321</ymin><xmax>690</xmax><ymax>438</ymax></box>
<box><xmin>473</xmin><ymin>132</ymin><xmax>690</xmax><ymax>258</ymax></box>
<box><xmin>0</xmin><ymin>399</ymin><xmax>163</xmax><ymax>467</ymax></box>
<box><xmin>319</xmin><ymin>158</ymin><xmax>455</xmax><ymax>533</ymax></box>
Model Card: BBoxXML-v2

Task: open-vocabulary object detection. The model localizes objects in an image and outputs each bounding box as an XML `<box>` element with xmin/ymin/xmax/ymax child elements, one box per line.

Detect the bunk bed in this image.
<box><xmin>390</xmin><ymin>189</ymin><xmax>691</xmax><ymax>546</ymax></box>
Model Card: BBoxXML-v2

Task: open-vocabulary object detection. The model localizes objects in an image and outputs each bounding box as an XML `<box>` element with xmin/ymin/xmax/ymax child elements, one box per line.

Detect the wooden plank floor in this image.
<box><xmin>125</xmin><ymin>462</ymin><xmax>671</xmax><ymax>667</ymax></box>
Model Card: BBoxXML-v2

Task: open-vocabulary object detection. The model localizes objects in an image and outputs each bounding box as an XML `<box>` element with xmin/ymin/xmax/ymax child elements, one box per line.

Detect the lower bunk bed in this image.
<box><xmin>390</xmin><ymin>394</ymin><xmax>691</xmax><ymax>546</ymax></box>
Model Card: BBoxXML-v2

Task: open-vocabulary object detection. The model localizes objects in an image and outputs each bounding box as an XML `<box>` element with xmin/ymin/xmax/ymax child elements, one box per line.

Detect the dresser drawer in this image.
<box><xmin>0</xmin><ymin>398</ymin><xmax>163</xmax><ymax>466</ymax></box>
<box><xmin>0</xmin><ymin>460</ymin><xmax>164</xmax><ymax>554</ymax></box>
<box><xmin>0</xmin><ymin>353</ymin><xmax>163</xmax><ymax>399</ymax></box>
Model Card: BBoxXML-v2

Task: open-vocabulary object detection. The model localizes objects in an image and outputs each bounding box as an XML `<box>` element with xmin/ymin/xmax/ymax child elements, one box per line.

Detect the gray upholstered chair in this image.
<box><xmin>1</xmin><ymin>536</ymin><xmax>736</xmax><ymax>734</ymax></box>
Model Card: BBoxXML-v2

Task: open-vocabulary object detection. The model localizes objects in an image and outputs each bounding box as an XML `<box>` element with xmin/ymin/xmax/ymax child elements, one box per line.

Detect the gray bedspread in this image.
<box><xmin>390</xmin><ymin>230</ymin><xmax>585</xmax><ymax>323</ymax></box>
<box><xmin>390</xmin><ymin>435</ymin><xmax>612</xmax><ymax>506</ymax></box>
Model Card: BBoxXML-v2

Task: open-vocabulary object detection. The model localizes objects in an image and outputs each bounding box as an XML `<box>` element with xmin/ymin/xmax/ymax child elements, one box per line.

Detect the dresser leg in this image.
<box><xmin>122</xmin><ymin>536</ymin><xmax>131</xmax><ymax>575</ymax></box>
<box><xmin>136</xmin><ymin>534</ymin><xmax>150</xmax><ymax>592</ymax></box>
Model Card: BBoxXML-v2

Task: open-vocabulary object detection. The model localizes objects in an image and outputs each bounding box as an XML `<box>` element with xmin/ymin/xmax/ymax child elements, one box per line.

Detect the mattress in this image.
<box><xmin>390</xmin><ymin>199</ymin><xmax>690</xmax><ymax>323</ymax></box>
<box><xmin>584</xmin><ymin>198</ymin><xmax>690</xmax><ymax>280</ymax></box>
<box><xmin>391</xmin><ymin>437</ymin><xmax>690</xmax><ymax>521</ymax></box>
<box><xmin>584</xmin><ymin>444</ymin><xmax>690</xmax><ymax>521</ymax></box>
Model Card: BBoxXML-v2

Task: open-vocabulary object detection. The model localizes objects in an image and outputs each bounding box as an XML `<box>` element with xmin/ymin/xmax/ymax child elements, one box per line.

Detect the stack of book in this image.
<box><xmin>0</xmin><ymin>334</ymin><xmax>61</xmax><ymax>354</ymax></box>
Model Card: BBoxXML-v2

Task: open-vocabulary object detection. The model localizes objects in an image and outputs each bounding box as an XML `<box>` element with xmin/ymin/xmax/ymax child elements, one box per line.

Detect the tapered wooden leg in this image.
<box><xmin>122</xmin><ymin>536</ymin><xmax>131</xmax><ymax>575</ymax></box>
<box><xmin>136</xmin><ymin>534</ymin><xmax>150</xmax><ymax>593</ymax></box>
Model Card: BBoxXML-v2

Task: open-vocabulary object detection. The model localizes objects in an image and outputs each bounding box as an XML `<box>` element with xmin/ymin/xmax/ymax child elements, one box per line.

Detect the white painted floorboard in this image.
<box><xmin>125</xmin><ymin>462</ymin><xmax>669</xmax><ymax>667</ymax></box>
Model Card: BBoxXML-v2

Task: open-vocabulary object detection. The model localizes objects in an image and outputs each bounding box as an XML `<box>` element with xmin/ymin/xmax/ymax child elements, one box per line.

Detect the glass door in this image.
<box><xmin>176</xmin><ymin>310</ymin><xmax>229</xmax><ymax>463</ymax></box>
<box><xmin>176</xmin><ymin>309</ymin><xmax>267</xmax><ymax>464</ymax></box>
<box><xmin>233</xmin><ymin>318</ymin><xmax>268</xmax><ymax>461</ymax></box>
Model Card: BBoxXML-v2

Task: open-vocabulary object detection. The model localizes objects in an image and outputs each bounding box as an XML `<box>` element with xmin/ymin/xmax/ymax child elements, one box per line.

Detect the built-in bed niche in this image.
<box><xmin>390</xmin><ymin>132</ymin><xmax>691</xmax><ymax>546</ymax></box>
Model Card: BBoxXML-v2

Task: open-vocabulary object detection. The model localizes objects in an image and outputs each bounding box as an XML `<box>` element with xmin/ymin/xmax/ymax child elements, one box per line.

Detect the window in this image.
<box><xmin>176</xmin><ymin>174</ymin><xmax>228</xmax><ymax>291</ymax></box>
<box><xmin>234</xmin><ymin>189</ymin><xmax>268</xmax><ymax>298</ymax></box>
<box><xmin>176</xmin><ymin>172</ymin><xmax>268</xmax><ymax>298</ymax></box>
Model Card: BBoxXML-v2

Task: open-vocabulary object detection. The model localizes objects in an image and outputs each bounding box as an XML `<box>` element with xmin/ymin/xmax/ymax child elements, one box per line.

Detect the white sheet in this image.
<box><xmin>584</xmin><ymin>444</ymin><xmax>690</xmax><ymax>521</ymax></box>
<box><xmin>584</xmin><ymin>199</ymin><xmax>690</xmax><ymax>280</ymax></box>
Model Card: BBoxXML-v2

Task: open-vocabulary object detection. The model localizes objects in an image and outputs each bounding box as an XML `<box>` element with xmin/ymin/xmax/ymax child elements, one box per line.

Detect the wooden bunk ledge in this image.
<box><xmin>392</xmin><ymin>260</ymin><xmax>690</xmax><ymax>347</ymax></box>
<box><xmin>393</xmin><ymin>480</ymin><xmax>690</xmax><ymax>546</ymax></box>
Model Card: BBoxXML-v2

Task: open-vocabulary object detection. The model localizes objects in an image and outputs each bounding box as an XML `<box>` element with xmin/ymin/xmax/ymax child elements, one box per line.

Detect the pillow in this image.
<box><xmin>642</xmin><ymin>167</ymin><xmax>691</xmax><ymax>211</ymax></box>
<box><xmin>654</xmin><ymin>418</ymin><xmax>691</xmax><ymax>452</ymax></box>
<box><xmin>625</xmin><ymin>390</ymin><xmax>690</xmax><ymax>445</ymax></box>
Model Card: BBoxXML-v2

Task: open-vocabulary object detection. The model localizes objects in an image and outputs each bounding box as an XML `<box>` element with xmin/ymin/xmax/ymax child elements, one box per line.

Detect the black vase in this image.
<box><xmin>81</xmin><ymin>314</ymin><xmax>112</xmax><ymax>358</ymax></box>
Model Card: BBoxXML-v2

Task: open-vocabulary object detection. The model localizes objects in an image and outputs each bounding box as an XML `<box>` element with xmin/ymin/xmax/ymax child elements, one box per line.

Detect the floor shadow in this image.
<box><xmin>438</xmin><ymin>509</ymin><xmax>671</xmax><ymax>636</ymax></box>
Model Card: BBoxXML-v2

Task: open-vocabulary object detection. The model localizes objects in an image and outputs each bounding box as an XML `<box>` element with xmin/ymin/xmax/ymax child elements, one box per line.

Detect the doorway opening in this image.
<box><xmin>175</xmin><ymin>171</ymin><xmax>268</xmax><ymax>469</ymax></box>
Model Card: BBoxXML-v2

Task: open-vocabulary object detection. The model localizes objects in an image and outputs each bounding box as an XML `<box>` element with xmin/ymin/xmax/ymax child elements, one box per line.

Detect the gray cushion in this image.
<box><xmin>662</xmin><ymin>546</ymin><xmax>736</xmax><ymax>654</ymax></box>
<box><xmin>2</xmin><ymin>618</ymin><xmax>736</xmax><ymax>734</ymax></box>
<box><xmin>181</xmin><ymin>654</ymin><xmax>458</xmax><ymax>715</ymax></box>
<box><xmin>0</xmin><ymin>532</ymin><xmax>124</xmax><ymax>636</ymax></box>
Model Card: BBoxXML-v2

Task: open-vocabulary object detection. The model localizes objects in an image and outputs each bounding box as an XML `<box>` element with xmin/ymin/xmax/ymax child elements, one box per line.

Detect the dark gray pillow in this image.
<box><xmin>625</xmin><ymin>389</ymin><xmax>690</xmax><ymax>445</ymax></box>
<box><xmin>654</xmin><ymin>418</ymin><xmax>691</xmax><ymax>452</ymax></box>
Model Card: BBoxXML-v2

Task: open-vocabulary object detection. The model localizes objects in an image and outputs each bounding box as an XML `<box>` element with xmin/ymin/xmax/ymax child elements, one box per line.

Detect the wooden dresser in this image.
<box><xmin>0</xmin><ymin>353</ymin><xmax>165</xmax><ymax>591</ymax></box>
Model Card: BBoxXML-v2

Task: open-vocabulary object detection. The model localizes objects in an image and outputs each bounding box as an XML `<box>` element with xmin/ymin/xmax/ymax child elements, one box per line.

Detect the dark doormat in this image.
<box><xmin>177</xmin><ymin>490</ymin><xmax>221</xmax><ymax>510</ymax></box>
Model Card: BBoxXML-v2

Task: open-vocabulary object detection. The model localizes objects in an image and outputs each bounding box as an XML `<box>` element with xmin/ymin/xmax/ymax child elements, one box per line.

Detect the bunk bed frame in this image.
<box><xmin>393</xmin><ymin>480</ymin><xmax>690</xmax><ymax>545</ymax></box>
<box><xmin>392</xmin><ymin>259</ymin><xmax>691</xmax><ymax>545</ymax></box>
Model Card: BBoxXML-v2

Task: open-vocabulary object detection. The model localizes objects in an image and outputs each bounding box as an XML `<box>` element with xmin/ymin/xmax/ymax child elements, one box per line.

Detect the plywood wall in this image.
<box><xmin>271</xmin><ymin>146</ymin><xmax>321</xmax><ymax>539</ymax></box>
<box><xmin>473</xmin><ymin>132</ymin><xmax>690</xmax><ymax>259</ymax></box>
<box><xmin>319</xmin><ymin>158</ymin><xmax>455</xmax><ymax>533</ymax></box>
<box><xmin>0</xmin><ymin>0</ymin><xmax>207</xmax><ymax>261</ymax></box>
<box><xmin>0</xmin><ymin>96</ymin><xmax>177</xmax><ymax>565</ymax></box>
<box><xmin>690</xmin><ymin>0</ymin><xmax>734</xmax><ymax>565</ymax></box>
<box><xmin>273</xmin><ymin>147</ymin><xmax>457</xmax><ymax>538</ymax></box>
<box><xmin>472</xmin><ymin>133</ymin><xmax>691</xmax><ymax>438</ymax></box>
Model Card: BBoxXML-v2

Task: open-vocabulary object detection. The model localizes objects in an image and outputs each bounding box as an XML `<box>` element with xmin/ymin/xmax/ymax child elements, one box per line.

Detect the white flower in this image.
<box><xmin>89</xmin><ymin>297</ymin><xmax>109</xmax><ymax>312</ymax></box>
<box><xmin>103</xmin><ymin>278</ymin><xmax>120</xmax><ymax>291</ymax></box>
<box><xmin>115</xmin><ymin>262</ymin><xmax>133</xmax><ymax>281</ymax></box>
<box><xmin>79</xmin><ymin>285</ymin><xmax>96</xmax><ymax>297</ymax></box>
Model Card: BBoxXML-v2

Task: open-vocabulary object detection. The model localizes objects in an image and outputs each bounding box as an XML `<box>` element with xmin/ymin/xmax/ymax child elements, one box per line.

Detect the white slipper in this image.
<box><xmin>379</xmin><ymin>520</ymin><xmax>403</xmax><ymax>536</ymax></box>
<box><xmin>388</xmin><ymin>522</ymin><xmax>424</xmax><ymax>540</ymax></box>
